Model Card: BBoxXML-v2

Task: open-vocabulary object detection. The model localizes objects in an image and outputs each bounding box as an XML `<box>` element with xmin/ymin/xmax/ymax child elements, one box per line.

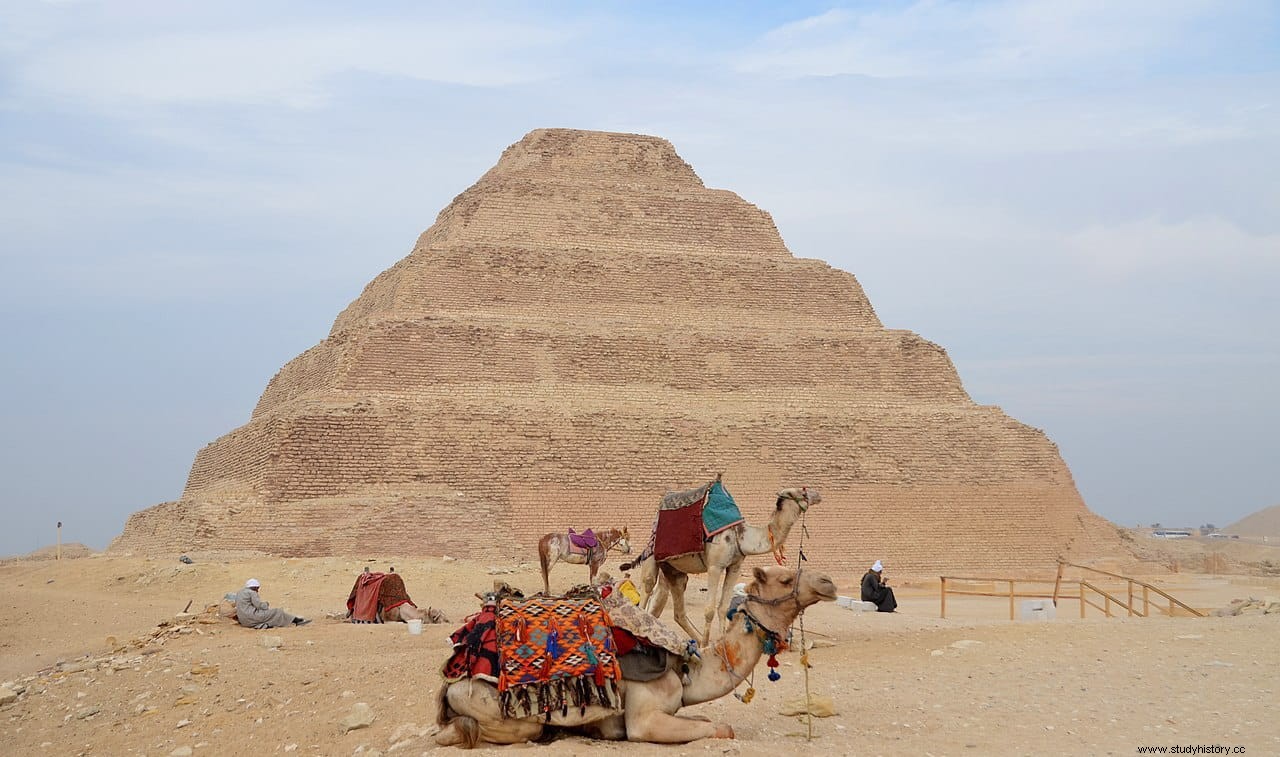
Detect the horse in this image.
<box><xmin>537</xmin><ymin>527</ymin><xmax>631</xmax><ymax>594</ymax></box>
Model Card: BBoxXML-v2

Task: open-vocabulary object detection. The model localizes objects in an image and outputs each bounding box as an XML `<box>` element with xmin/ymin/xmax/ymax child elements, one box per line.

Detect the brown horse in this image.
<box><xmin>537</xmin><ymin>527</ymin><xmax>631</xmax><ymax>594</ymax></box>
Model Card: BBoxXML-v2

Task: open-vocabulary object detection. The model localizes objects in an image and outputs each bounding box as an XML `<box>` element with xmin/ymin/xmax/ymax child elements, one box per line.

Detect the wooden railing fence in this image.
<box><xmin>940</xmin><ymin>560</ymin><xmax>1205</xmax><ymax>620</ymax></box>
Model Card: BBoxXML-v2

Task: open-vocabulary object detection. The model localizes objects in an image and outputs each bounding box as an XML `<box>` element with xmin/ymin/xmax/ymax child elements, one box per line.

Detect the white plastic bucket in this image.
<box><xmin>407</xmin><ymin>619</ymin><xmax>423</xmax><ymax>635</ymax></box>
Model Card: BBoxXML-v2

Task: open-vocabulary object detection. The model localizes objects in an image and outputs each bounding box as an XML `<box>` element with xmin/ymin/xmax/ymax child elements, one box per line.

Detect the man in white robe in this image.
<box><xmin>235</xmin><ymin>578</ymin><xmax>310</xmax><ymax>628</ymax></box>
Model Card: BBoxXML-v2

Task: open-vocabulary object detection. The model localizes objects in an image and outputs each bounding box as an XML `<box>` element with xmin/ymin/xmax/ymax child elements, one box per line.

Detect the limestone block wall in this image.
<box><xmin>112</xmin><ymin>127</ymin><xmax>1126</xmax><ymax>575</ymax></box>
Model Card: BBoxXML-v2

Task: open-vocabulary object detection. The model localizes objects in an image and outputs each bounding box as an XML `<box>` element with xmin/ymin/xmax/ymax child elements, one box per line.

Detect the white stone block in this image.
<box><xmin>1019</xmin><ymin>599</ymin><xmax>1056</xmax><ymax>621</ymax></box>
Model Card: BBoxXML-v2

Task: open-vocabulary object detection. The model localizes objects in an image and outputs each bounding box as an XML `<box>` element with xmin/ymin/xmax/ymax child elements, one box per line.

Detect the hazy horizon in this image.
<box><xmin>2</xmin><ymin>1</ymin><xmax>1277</xmax><ymax>557</ymax></box>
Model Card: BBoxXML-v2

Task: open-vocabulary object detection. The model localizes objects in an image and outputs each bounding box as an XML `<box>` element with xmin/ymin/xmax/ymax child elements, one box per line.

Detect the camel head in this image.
<box><xmin>775</xmin><ymin>487</ymin><xmax>821</xmax><ymax>513</ymax></box>
<box><xmin>742</xmin><ymin>565</ymin><xmax>837</xmax><ymax>631</ymax></box>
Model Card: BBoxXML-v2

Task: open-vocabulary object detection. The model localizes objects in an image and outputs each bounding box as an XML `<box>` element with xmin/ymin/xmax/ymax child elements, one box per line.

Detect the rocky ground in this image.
<box><xmin>1</xmin><ymin>552</ymin><xmax>1278</xmax><ymax>757</ymax></box>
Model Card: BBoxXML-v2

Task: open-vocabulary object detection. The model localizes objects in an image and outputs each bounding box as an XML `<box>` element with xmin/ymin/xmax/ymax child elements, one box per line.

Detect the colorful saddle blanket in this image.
<box><xmin>495</xmin><ymin>595</ymin><xmax>622</xmax><ymax>720</ymax></box>
<box><xmin>346</xmin><ymin>572</ymin><xmax>415</xmax><ymax>623</ymax></box>
<box><xmin>653</xmin><ymin>479</ymin><xmax>744</xmax><ymax>562</ymax></box>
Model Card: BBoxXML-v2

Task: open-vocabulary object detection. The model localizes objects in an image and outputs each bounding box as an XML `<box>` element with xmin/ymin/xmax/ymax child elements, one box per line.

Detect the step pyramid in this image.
<box><xmin>112</xmin><ymin>128</ymin><xmax>1123</xmax><ymax>574</ymax></box>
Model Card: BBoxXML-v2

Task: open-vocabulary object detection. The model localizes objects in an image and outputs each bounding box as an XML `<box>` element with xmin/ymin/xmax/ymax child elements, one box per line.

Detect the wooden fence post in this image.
<box><xmin>1008</xmin><ymin>580</ymin><xmax>1015</xmax><ymax>621</ymax></box>
<box><xmin>940</xmin><ymin>577</ymin><xmax>947</xmax><ymax>619</ymax></box>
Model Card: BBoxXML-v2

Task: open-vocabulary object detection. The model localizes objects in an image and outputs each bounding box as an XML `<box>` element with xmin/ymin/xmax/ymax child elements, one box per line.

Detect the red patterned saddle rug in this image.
<box><xmin>496</xmin><ymin>594</ymin><xmax>622</xmax><ymax>720</ymax></box>
<box><xmin>653</xmin><ymin>481</ymin><xmax>713</xmax><ymax>562</ymax></box>
<box><xmin>346</xmin><ymin>572</ymin><xmax>415</xmax><ymax>623</ymax></box>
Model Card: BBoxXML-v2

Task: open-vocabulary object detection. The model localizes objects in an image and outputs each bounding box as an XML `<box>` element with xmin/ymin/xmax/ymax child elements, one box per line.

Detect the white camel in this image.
<box><xmin>433</xmin><ymin>564</ymin><xmax>837</xmax><ymax>747</ymax></box>
<box><xmin>625</xmin><ymin>485</ymin><xmax>818</xmax><ymax>645</ymax></box>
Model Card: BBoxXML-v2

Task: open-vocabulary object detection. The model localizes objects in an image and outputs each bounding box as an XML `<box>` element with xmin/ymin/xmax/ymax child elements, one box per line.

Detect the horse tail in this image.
<box><xmin>538</xmin><ymin>536</ymin><xmax>552</xmax><ymax>594</ymax></box>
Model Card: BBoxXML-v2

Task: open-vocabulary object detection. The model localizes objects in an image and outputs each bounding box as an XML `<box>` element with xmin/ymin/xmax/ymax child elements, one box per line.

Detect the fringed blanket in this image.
<box><xmin>652</xmin><ymin>479</ymin><xmax>744</xmax><ymax>562</ymax></box>
<box><xmin>442</xmin><ymin>609</ymin><xmax>500</xmax><ymax>683</ymax></box>
<box><xmin>496</xmin><ymin>595</ymin><xmax>622</xmax><ymax>720</ymax></box>
<box><xmin>346</xmin><ymin>572</ymin><xmax>415</xmax><ymax>623</ymax></box>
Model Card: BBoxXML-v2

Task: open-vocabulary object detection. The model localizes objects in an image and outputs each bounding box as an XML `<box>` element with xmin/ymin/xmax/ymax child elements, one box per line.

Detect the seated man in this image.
<box><xmin>860</xmin><ymin>560</ymin><xmax>897</xmax><ymax>613</ymax></box>
<box><xmin>235</xmin><ymin>578</ymin><xmax>310</xmax><ymax>628</ymax></box>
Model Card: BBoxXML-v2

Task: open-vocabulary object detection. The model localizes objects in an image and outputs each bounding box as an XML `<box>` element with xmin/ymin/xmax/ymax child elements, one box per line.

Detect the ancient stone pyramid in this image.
<box><xmin>114</xmin><ymin>128</ymin><xmax>1122</xmax><ymax>574</ymax></box>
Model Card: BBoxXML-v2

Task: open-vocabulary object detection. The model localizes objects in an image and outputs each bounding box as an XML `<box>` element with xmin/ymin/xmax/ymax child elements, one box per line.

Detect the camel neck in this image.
<box><xmin>739</xmin><ymin>503</ymin><xmax>801</xmax><ymax>556</ymax></box>
<box><xmin>682</xmin><ymin>610</ymin><xmax>787</xmax><ymax>706</ymax></box>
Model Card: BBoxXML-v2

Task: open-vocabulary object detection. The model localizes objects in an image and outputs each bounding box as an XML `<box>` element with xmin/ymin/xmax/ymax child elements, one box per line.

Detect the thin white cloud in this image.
<box><xmin>1067</xmin><ymin>217</ymin><xmax>1280</xmax><ymax>280</ymax></box>
<box><xmin>12</xmin><ymin>15</ymin><xmax>584</xmax><ymax>108</ymax></box>
<box><xmin>737</xmin><ymin>0</ymin><xmax>1269</xmax><ymax>80</ymax></box>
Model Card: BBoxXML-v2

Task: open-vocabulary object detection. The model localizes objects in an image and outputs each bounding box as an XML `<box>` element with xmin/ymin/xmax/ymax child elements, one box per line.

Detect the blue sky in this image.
<box><xmin>2</xmin><ymin>1</ymin><xmax>1277</xmax><ymax>555</ymax></box>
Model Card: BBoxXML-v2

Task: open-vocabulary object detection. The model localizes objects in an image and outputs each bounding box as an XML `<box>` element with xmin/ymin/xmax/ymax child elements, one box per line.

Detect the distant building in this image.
<box><xmin>1151</xmin><ymin>529</ymin><xmax>1192</xmax><ymax>539</ymax></box>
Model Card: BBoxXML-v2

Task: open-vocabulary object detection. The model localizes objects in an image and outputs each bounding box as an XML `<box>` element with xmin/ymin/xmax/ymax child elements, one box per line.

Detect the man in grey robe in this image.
<box><xmin>235</xmin><ymin>578</ymin><xmax>310</xmax><ymax>628</ymax></box>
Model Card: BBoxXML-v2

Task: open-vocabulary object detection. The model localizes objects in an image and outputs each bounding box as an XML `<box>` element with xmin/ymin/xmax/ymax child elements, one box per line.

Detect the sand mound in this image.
<box><xmin>7</xmin><ymin>542</ymin><xmax>95</xmax><ymax>561</ymax></box>
<box><xmin>1226</xmin><ymin>503</ymin><xmax>1280</xmax><ymax>537</ymax></box>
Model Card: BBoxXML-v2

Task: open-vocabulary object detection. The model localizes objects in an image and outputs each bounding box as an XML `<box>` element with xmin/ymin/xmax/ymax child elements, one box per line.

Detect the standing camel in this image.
<box><xmin>632</xmin><ymin>487</ymin><xmax>818</xmax><ymax>646</ymax></box>
<box><xmin>537</xmin><ymin>527</ymin><xmax>630</xmax><ymax>594</ymax></box>
<box><xmin>433</xmin><ymin>564</ymin><xmax>837</xmax><ymax>747</ymax></box>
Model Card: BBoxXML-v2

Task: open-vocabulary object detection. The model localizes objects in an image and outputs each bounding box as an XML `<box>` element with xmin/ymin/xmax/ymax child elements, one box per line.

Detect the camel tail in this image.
<box><xmin>457</xmin><ymin>716</ymin><xmax>480</xmax><ymax>749</ymax></box>
<box><xmin>434</xmin><ymin>681</ymin><xmax>452</xmax><ymax>727</ymax></box>
<box><xmin>619</xmin><ymin>544</ymin><xmax>652</xmax><ymax>572</ymax></box>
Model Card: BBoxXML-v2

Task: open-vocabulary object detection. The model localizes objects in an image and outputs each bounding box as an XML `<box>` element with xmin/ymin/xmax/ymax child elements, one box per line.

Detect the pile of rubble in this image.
<box><xmin>1213</xmin><ymin>597</ymin><xmax>1280</xmax><ymax>616</ymax></box>
<box><xmin>0</xmin><ymin>604</ymin><xmax>228</xmax><ymax>709</ymax></box>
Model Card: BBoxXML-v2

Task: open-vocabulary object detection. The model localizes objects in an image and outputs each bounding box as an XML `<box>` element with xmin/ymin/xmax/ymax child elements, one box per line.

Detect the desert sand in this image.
<box><xmin>1</xmin><ymin>550</ymin><xmax>1277</xmax><ymax>757</ymax></box>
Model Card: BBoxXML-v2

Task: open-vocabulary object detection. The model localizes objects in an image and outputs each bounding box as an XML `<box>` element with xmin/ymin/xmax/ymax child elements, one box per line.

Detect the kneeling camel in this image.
<box><xmin>434</xmin><ymin>564</ymin><xmax>837</xmax><ymax>747</ymax></box>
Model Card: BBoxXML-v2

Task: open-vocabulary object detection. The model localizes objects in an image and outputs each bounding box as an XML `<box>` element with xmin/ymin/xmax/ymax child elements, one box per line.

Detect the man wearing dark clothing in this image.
<box><xmin>861</xmin><ymin>560</ymin><xmax>897</xmax><ymax>612</ymax></box>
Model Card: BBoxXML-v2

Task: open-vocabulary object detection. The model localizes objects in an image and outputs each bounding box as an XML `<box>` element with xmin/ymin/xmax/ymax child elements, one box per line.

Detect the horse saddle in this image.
<box><xmin>568</xmin><ymin>528</ymin><xmax>598</xmax><ymax>551</ymax></box>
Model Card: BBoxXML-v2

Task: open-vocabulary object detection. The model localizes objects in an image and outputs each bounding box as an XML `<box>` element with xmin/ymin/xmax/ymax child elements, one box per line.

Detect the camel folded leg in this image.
<box><xmin>437</xmin><ymin>680</ymin><xmax>543</xmax><ymax>746</ymax></box>
<box><xmin>622</xmin><ymin>672</ymin><xmax>734</xmax><ymax>743</ymax></box>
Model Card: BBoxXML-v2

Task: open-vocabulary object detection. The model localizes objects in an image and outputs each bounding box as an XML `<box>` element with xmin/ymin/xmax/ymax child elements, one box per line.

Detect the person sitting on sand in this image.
<box><xmin>235</xmin><ymin>578</ymin><xmax>310</xmax><ymax>628</ymax></box>
<box><xmin>861</xmin><ymin>560</ymin><xmax>897</xmax><ymax>613</ymax></box>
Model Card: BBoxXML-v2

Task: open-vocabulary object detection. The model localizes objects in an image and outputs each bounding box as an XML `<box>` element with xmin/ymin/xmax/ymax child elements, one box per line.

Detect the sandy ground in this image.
<box><xmin>1</xmin><ymin>552</ymin><xmax>1278</xmax><ymax>757</ymax></box>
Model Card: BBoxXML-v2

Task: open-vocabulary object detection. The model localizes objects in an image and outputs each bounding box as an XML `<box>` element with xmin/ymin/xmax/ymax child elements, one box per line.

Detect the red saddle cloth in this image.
<box><xmin>653</xmin><ymin>482</ymin><xmax>713</xmax><ymax>562</ymax></box>
<box><xmin>346</xmin><ymin>572</ymin><xmax>414</xmax><ymax>622</ymax></box>
<box><xmin>442</xmin><ymin>608</ymin><xmax>499</xmax><ymax>683</ymax></box>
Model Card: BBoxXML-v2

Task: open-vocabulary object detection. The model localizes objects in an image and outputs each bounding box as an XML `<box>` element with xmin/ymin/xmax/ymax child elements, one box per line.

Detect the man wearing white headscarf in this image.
<box><xmin>860</xmin><ymin>560</ymin><xmax>897</xmax><ymax>612</ymax></box>
<box><xmin>235</xmin><ymin>578</ymin><xmax>310</xmax><ymax>628</ymax></box>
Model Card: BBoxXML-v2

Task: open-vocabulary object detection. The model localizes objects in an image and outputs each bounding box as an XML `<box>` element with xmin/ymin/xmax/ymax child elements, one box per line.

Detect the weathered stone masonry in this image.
<box><xmin>113</xmin><ymin>128</ymin><xmax>1123</xmax><ymax>575</ymax></box>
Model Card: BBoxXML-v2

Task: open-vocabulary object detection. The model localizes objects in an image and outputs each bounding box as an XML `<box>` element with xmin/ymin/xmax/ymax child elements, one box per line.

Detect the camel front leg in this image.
<box><xmin>701</xmin><ymin>562</ymin><xmax>727</xmax><ymax>646</ymax></box>
<box><xmin>712</xmin><ymin>559</ymin><xmax>742</xmax><ymax>641</ymax></box>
